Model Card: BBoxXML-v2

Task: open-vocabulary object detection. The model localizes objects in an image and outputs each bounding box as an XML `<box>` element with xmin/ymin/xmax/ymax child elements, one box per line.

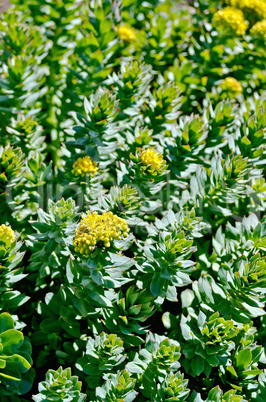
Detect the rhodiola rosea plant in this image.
<box><xmin>0</xmin><ymin>0</ymin><xmax>266</xmax><ymax>400</ymax></box>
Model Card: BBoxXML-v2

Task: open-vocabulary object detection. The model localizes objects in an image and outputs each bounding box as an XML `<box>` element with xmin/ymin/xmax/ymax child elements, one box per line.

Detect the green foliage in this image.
<box><xmin>126</xmin><ymin>333</ymin><xmax>185</xmax><ymax>399</ymax></box>
<box><xmin>180</xmin><ymin>311</ymin><xmax>239</xmax><ymax>377</ymax></box>
<box><xmin>138</xmin><ymin>229</ymin><xmax>196</xmax><ymax>301</ymax></box>
<box><xmin>26</xmin><ymin>198</ymin><xmax>78</xmax><ymax>288</ymax></box>
<box><xmin>0</xmin><ymin>230</ymin><xmax>28</xmax><ymax>313</ymax></box>
<box><xmin>76</xmin><ymin>332</ymin><xmax>126</xmax><ymax>388</ymax></box>
<box><xmin>1</xmin><ymin>0</ymin><xmax>266</xmax><ymax>400</ymax></box>
<box><xmin>104</xmin><ymin>287</ymin><xmax>154</xmax><ymax>346</ymax></box>
<box><xmin>204</xmin><ymin>386</ymin><xmax>244</xmax><ymax>402</ymax></box>
<box><xmin>0</xmin><ymin>312</ymin><xmax>34</xmax><ymax>396</ymax></box>
<box><xmin>95</xmin><ymin>370</ymin><xmax>137</xmax><ymax>402</ymax></box>
<box><xmin>97</xmin><ymin>185</ymin><xmax>142</xmax><ymax>219</ymax></box>
<box><xmin>154</xmin><ymin>371</ymin><xmax>190</xmax><ymax>401</ymax></box>
<box><xmin>0</xmin><ymin>145</ymin><xmax>24</xmax><ymax>219</ymax></box>
<box><xmin>67</xmin><ymin>88</ymin><xmax>120</xmax><ymax>164</ymax></box>
<box><xmin>32</xmin><ymin>366</ymin><xmax>86</xmax><ymax>402</ymax></box>
<box><xmin>5</xmin><ymin>115</ymin><xmax>45</xmax><ymax>154</ymax></box>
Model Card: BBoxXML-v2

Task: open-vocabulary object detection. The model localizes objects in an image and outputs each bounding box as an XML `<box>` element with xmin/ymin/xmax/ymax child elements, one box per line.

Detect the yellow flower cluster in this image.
<box><xmin>0</xmin><ymin>224</ymin><xmax>15</xmax><ymax>249</ymax></box>
<box><xmin>140</xmin><ymin>148</ymin><xmax>166</xmax><ymax>174</ymax></box>
<box><xmin>222</xmin><ymin>77</ymin><xmax>243</xmax><ymax>93</ymax></box>
<box><xmin>73</xmin><ymin>211</ymin><xmax>129</xmax><ymax>254</ymax></box>
<box><xmin>117</xmin><ymin>25</ymin><xmax>136</xmax><ymax>42</ymax></box>
<box><xmin>227</xmin><ymin>0</ymin><xmax>266</xmax><ymax>19</ymax></box>
<box><xmin>71</xmin><ymin>156</ymin><xmax>98</xmax><ymax>178</ymax></box>
<box><xmin>213</xmin><ymin>7</ymin><xmax>248</xmax><ymax>35</ymax></box>
<box><xmin>250</xmin><ymin>19</ymin><xmax>266</xmax><ymax>40</ymax></box>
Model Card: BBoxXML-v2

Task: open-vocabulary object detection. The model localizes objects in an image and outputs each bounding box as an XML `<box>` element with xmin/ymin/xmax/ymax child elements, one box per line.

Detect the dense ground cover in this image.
<box><xmin>0</xmin><ymin>0</ymin><xmax>266</xmax><ymax>400</ymax></box>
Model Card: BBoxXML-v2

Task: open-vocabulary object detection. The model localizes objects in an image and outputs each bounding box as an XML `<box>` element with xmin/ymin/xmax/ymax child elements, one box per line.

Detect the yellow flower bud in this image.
<box><xmin>117</xmin><ymin>25</ymin><xmax>136</xmax><ymax>42</ymax></box>
<box><xmin>213</xmin><ymin>7</ymin><xmax>248</xmax><ymax>35</ymax></box>
<box><xmin>250</xmin><ymin>19</ymin><xmax>266</xmax><ymax>40</ymax></box>
<box><xmin>227</xmin><ymin>0</ymin><xmax>266</xmax><ymax>19</ymax></box>
<box><xmin>71</xmin><ymin>156</ymin><xmax>98</xmax><ymax>178</ymax></box>
<box><xmin>139</xmin><ymin>148</ymin><xmax>166</xmax><ymax>175</ymax></box>
<box><xmin>73</xmin><ymin>211</ymin><xmax>129</xmax><ymax>255</ymax></box>
<box><xmin>0</xmin><ymin>224</ymin><xmax>15</xmax><ymax>249</ymax></box>
<box><xmin>222</xmin><ymin>77</ymin><xmax>243</xmax><ymax>93</ymax></box>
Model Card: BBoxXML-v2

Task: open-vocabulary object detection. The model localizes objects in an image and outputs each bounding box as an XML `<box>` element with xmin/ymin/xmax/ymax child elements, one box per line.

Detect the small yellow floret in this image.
<box><xmin>227</xmin><ymin>0</ymin><xmax>266</xmax><ymax>19</ymax></box>
<box><xmin>0</xmin><ymin>224</ymin><xmax>15</xmax><ymax>249</ymax></box>
<box><xmin>222</xmin><ymin>77</ymin><xmax>243</xmax><ymax>93</ymax></box>
<box><xmin>140</xmin><ymin>148</ymin><xmax>166</xmax><ymax>174</ymax></box>
<box><xmin>71</xmin><ymin>156</ymin><xmax>98</xmax><ymax>178</ymax></box>
<box><xmin>117</xmin><ymin>25</ymin><xmax>136</xmax><ymax>42</ymax></box>
<box><xmin>250</xmin><ymin>19</ymin><xmax>266</xmax><ymax>40</ymax></box>
<box><xmin>73</xmin><ymin>211</ymin><xmax>129</xmax><ymax>255</ymax></box>
<box><xmin>213</xmin><ymin>7</ymin><xmax>248</xmax><ymax>35</ymax></box>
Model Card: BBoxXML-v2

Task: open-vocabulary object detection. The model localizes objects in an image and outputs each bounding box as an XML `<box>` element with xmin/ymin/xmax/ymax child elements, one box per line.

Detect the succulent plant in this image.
<box><xmin>97</xmin><ymin>185</ymin><xmax>142</xmax><ymax>220</ymax></box>
<box><xmin>66</xmin><ymin>88</ymin><xmax>120</xmax><ymax>164</ymax></box>
<box><xmin>0</xmin><ymin>146</ymin><xmax>25</xmax><ymax>220</ymax></box>
<box><xmin>32</xmin><ymin>366</ymin><xmax>86</xmax><ymax>402</ymax></box>
<box><xmin>104</xmin><ymin>287</ymin><xmax>154</xmax><ymax>346</ymax></box>
<box><xmin>26</xmin><ymin>198</ymin><xmax>79</xmax><ymax>288</ymax></box>
<box><xmin>95</xmin><ymin>370</ymin><xmax>137</xmax><ymax>402</ymax></box>
<box><xmin>0</xmin><ymin>312</ymin><xmax>34</xmax><ymax>396</ymax></box>
<box><xmin>180</xmin><ymin>310</ymin><xmax>239</xmax><ymax>377</ymax></box>
<box><xmin>0</xmin><ymin>225</ymin><xmax>28</xmax><ymax>313</ymax></box>
<box><xmin>136</xmin><ymin>229</ymin><xmax>196</xmax><ymax>301</ymax></box>
<box><xmin>76</xmin><ymin>332</ymin><xmax>126</xmax><ymax>388</ymax></box>
<box><xmin>126</xmin><ymin>333</ymin><xmax>182</xmax><ymax>399</ymax></box>
<box><xmin>154</xmin><ymin>370</ymin><xmax>190</xmax><ymax>402</ymax></box>
<box><xmin>1</xmin><ymin>0</ymin><xmax>266</xmax><ymax>400</ymax></box>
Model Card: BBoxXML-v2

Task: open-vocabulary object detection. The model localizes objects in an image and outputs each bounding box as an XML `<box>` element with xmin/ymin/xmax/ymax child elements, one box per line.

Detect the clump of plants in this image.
<box><xmin>0</xmin><ymin>0</ymin><xmax>266</xmax><ymax>400</ymax></box>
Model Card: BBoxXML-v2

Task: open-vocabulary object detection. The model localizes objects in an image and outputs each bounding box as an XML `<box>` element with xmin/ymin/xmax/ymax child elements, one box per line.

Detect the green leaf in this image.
<box><xmin>150</xmin><ymin>274</ymin><xmax>165</xmax><ymax>297</ymax></box>
<box><xmin>3</xmin><ymin>354</ymin><xmax>31</xmax><ymax>373</ymax></box>
<box><xmin>193</xmin><ymin>355</ymin><xmax>204</xmax><ymax>376</ymax></box>
<box><xmin>226</xmin><ymin>365</ymin><xmax>238</xmax><ymax>378</ymax></box>
<box><xmin>0</xmin><ymin>313</ymin><xmax>14</xmax><ymax>333</ymax></box>
<box><xmin>0</xmin><ymin>359</ymin><xmax>6</xmax><ymax>369</ymax></box>
<box><xmin>241</xmin><ymin>136</ymin><xmax>251</xmax><ymax>146</ymax></box>
<box><xmin>236</xmin><ymin>349</ymin><xmax>252</xmax><ymax>371</ymax></box>
<box><xmin>0</xmin><ymin>330</ymin><xmax>24</xmax><ymax>354</ymax></box>
<box><xmin>0</xmin><ymin>371</ymin><xmax>21</xmax><ymax>381</ymax></box>
<box><xmin>91</xmin><ymin>270</ymin><xmax>104</xmax><ymax>285</ymax></box>
<box><xmin>207</xmin><ymin>386</ymin><xmax>222</xmax><ymax>402</ymax></box>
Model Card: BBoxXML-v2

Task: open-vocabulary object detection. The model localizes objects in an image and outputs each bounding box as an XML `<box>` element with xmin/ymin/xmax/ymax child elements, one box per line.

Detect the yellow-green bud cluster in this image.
<box><xmin>0</xmin><ymin>224</ymin><xmax>15</xmax><ymax>249</ymax></box>
<box><xmin>213</xmin><ymin>7</ymin><xmax>248</xmax><ymax>35</ymax></box>
<box><xmin>71</xmin><ymin>156</ymin><xmax>98</xmax><ymax>178</ymax></box>
<box><xmin>250</xmin><ymin>19</ymin><xmax>266</xmax><ymax>40</ymax></box>
<box><xmin>117</xmin><ymin>25</ymin><xmax>136</xmax><ymax>42</ymax></box>
<box><xmin>140</xmin><ymin>148</ymin><xmax>166</xmax><ymax>174</ymax></box>
<box><xmin>221</xmin><ymin>77</ymin><xmax>243</xmax><ymax>93</ymax></box>
<box><xmin>227</xmin><ymin>0</ymin><xmax>266</xmax><ymax>19</ymax></box>
<box><xmin>73</xmin><ymin>211</ymin><xmax>129</xmax><ymax>254</ymax></box>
